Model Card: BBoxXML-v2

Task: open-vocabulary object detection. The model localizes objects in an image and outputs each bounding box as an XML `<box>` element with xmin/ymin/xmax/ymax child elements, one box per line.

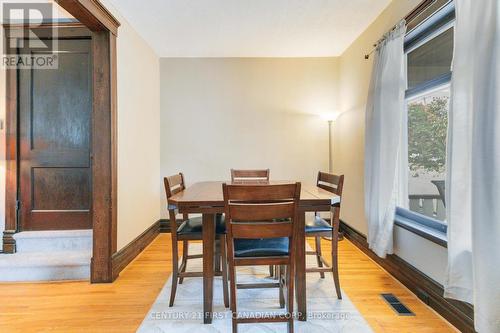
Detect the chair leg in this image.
<box><xmin>274</xmin><ymin>265</ymin><xmax>280</xmax><ymax>280</ymax></box>
<box><xmin>169</xmin><ymin>240</ymin><xmax>179</xmax><ymax>307</ymax></box>
<box><xmin>279</xmin><ymin>265</ymin><xmax>285</xmax><ymax>308</ymax></box>
<box><xmin>215</xmin><ymin>240</ymin><xmax>222</xmax><ymax>273</ymax></box>
<box><xmin>229</xmin><ymin>261</ymin><xmax>238</xmax><ymax>333</ymax></box>
<box><xmin>179</xmin><ymin>240</ymin><xmax>188</xmax><ymax>284</ymax></box>
<box><xmin>286</xmin><ymin>264</ymin><xmax>294</xmax><ymax>333</ymax></box>
<box><xmin>332</xmin><ymin>252</ymin><xmax>342</xmax><ymax>300</ymax></box>
<box><xmin>269</xmin><ymin>265</ymin><xmax>274</xmax><ymax>277</ymax></box>
<box><xmin>220</xmin><ymin>235</ymin><xmax>229</xmax><ymax>308</ymax></box>
<box><xmin>315</xmin><ymin>236</ymin><xmax>325</xmax><ymax>279</ymax></box>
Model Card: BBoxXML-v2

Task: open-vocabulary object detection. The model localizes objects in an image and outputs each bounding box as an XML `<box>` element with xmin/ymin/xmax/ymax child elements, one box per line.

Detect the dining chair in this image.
<box><xmin>164</xmin><ymin>173</ymin><xmax>229</xmax><ymax>307</ymax></box>
<box><xmin>305</xmin><ymin>171</ymin><xmax>344</xmax><ymax>299</ymax></box>
<box><xmin>223</xmin><ymin>182</ymin><xmax>301</xmax><ymax>333</ymax></box>
<box><xmin>230</xmin><ymin>168</ymin><xmax>270</xmax><ymax>182</ymax></box>
<box><xmin>230</xmin><ymin>168</ymin><xmax>276</xmax><ymax>277</ymax></box>
<box><xmin>231</xmin><ymin>169</ymin><xmax>278</xmax><ymax>279</ymax></box>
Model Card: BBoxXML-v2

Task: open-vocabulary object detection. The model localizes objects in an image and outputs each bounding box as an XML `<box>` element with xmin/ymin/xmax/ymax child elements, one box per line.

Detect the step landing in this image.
<box><xmin>0</xmin><ymin>230</ymin><xmax>92</xmax><ymax>282</ymax></box>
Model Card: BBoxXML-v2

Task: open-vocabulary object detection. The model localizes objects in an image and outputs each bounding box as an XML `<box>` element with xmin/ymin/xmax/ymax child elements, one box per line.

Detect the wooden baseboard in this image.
<box><xmin>111</xmin><ymin>218</ymin><xmax>183</xmax><ymax>279</ymax></box>
<box><xmin>111</xmin><ymin>221</ymin><xmax>161</xmax><ymax>279</ymax></box>
<box><xmin>340</xmin><ymin>221</ymin><xmax>475</xmax><ymax>333</ymax></box>
<box><xmin>159</xmin><ymin>218</ymin><xmax>183</xmax><ymax>233</ymax></box>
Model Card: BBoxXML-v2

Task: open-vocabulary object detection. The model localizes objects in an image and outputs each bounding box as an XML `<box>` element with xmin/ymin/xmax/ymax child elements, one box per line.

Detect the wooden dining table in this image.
<box><xmin>168</xmin><ymin>180</ymin><xmax>340</xmax><ymax>324</ymax></box>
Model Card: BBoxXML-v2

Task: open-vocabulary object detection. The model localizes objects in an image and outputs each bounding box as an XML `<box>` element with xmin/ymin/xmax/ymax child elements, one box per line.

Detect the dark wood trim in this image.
<box><xmin>110</xmin><ymin>32</ymin><xmax>118</xmax><ymax>256</ymax></box>
<box><xmin>111</xmin><ymin>218</ymin><xmax>182</xmax><ymax>278</ymax></box>
<box><xmin>3</xmin><ymin>58</ymin><xmax>18</xmax><ymax>253</ymax></box>
<box><xmin>340</xmin><ymin>221</ymin><xmax>476</xmax><ymax>333</ymax></box>
<box><xmin>3</xmin><ymin>21</ymin><xmax>84</xmax><ymax>30</ymax></box>
<box><xmin>55</xmin><ymin>0</ymin><xmax>119</xmax><ymax>283</ymax></box>
<box><xmin>88</xmin><ymin>30</ymin><xmax>115</xmax><ymax>283</ymax></box>
<box><xmin>2</xmin><ymin>1</ymin><xmax>119</xmax><ymax>279</ymax></box>
<box><xmin>4</xmin><ymin>24</ymin><xmax>92</xmax><ymax>40</ymax></box>
<box><xmin>111</xmin><ymin>221</ymin><xmax>160</xmax><ymax>279</ymax></box>
<box><xmin>2</xmin><ymin>231</ymin><xmax>16</xmax><ymax>253</ymax></box>
<box><xmin>159</xmin><ymin>218</ymin><xmax>183</xmax><ymax>233</ymax></box>
<box><xmin>55</xmin><ymin>0</ymin><xmax>120</xmax><ymax>36</ymax></box>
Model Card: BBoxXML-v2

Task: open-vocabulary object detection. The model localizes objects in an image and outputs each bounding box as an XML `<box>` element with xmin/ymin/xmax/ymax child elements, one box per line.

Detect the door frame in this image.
<box><xmin>2</xmin><ymin>0</ymin><xmax>120</xmax><ymax>283</ymax></box>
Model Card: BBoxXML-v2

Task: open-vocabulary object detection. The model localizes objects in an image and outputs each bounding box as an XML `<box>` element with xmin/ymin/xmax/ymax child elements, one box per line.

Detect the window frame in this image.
<box><xmin>396</xmin><ymin>1</ymin><xmax>455</xmax><ymax>247</ymax></box>
<box><xmin>405</xmin><ymin>19</ymin><xmax>454</xmax><ymax>98</ymax></box>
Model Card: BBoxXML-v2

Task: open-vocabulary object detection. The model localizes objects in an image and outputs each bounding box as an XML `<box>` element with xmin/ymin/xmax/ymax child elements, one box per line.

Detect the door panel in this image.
<box><xmin>19</xmin><ymin>39</ymin><xmax>92</xmax><ymax>230</ymax></box>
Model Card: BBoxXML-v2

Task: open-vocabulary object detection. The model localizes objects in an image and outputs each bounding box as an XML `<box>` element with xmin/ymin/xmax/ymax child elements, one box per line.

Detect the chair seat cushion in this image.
<box><xmin>234</xmin><ymin>237</ymin><xmax>289</xmax><ymax>257</ymax></box>
<box><xmin>177</xmin><ymin>214</ymin><xmax>226</xmax><ymax>235</ymax></box>
<box><xmin>305</xmin><ymin>216</ymin><xmax>333</xmax><ymax>233</ymax></box>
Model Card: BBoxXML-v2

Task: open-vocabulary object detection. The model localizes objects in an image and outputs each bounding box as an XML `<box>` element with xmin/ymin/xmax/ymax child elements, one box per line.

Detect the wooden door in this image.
<box><xmin>18</xmin><ymin>38</ymin><xmax>92</xmax><ymax>230</ymax></box>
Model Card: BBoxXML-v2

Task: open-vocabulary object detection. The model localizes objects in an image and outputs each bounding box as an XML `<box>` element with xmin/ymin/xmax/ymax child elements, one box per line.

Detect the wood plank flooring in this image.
<box><xmin>0</xmin><ymin>234</ymin><xmax>457</xmax><ymax>332</ymax></box>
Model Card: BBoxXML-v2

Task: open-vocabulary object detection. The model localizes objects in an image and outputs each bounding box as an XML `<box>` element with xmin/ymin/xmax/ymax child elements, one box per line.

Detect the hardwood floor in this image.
<box><xmin>0</xmin><ymin>234</ymin><xmax>457</xmax><ymax>332</ymax></box>
<box><xmin>311</xmin><ymin>237</ymin><xmax>457</xmax><ymax>333</ymax></box>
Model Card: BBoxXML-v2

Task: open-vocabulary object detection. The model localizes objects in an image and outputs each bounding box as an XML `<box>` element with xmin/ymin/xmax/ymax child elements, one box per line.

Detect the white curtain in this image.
<box><xmin>445</xmin><ymin>1</ymin><xmax>500</xmax><ymax>332</ymax></box>
<box><xmin>364</xmin><ymin>21</ymin><xmax>407</xmax><ymax>258</ymax></box>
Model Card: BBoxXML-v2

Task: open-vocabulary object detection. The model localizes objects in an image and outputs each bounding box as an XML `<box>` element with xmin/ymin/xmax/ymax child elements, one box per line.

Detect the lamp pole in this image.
<box><xmin>328</xmin><ymin>120</ymin><xmax>333</xmax><ymax>172</ymax></box>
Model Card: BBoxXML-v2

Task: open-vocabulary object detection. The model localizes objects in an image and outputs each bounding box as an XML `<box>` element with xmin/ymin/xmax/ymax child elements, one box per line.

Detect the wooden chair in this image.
<box><xmin>223</xmin><ymin>182</ymin><xmax>301</xmax><ymax>333</ymax></box>
<box><xmin>164</xmin><ymin>173</ymin><xmax>229</xmax><ymax>308</ymax></box>
<box><xmin>230</xmin><ymin>168</ymin><xmax>277</xmax><ymax>278</ymax></box>
<box><xmin>305</xmin><ymin>171</ymin><xmax>344</xmax><ymax>299</ymax></box>
<box><xmin>230</xmin><ymin>168</ymin><xmax>270</xmax><ymax>182</ymax></box>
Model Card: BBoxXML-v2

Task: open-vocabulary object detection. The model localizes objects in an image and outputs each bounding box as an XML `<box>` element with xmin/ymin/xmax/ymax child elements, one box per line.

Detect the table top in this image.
<box><xmin>169</xmin><ymin>181</ymin><xmax>340</xmax><ymax>209</ymax></box>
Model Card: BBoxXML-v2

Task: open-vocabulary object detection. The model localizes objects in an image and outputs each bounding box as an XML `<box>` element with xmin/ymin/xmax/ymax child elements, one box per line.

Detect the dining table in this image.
<box><xmin>168</xmin><ymin>180</ymin><xmax>340</xmax><ymax>324</ymax></box>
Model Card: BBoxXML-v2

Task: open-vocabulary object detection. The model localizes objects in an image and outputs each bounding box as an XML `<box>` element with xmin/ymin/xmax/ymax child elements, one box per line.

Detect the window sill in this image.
<box><xmin>395</xmin><ymin>208</ymin><xmax>448</xmax><ymax>248</ymax></box>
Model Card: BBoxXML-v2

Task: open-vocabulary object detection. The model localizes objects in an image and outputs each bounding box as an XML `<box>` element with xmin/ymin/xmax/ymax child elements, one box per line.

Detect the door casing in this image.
<box><xmin>3</xmin><ymin>1</ymin><xmax>120</xmax><ymax>283</ymax></box>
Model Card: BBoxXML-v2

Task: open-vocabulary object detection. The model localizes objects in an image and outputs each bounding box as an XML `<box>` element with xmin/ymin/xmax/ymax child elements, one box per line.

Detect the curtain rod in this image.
<box><xmin>363</xmin><ymin>20</ymin><xmax>405</xmax><ymax>59</ymax></box>
<box><xmin>364</xmin><ymin>0</ymin><xmax>437</xmax><ymax>59</ymax></box>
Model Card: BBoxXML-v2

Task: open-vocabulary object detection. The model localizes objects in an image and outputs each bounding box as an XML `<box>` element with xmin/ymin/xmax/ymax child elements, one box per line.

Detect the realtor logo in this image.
<box><xmin>2</xmin><ymin>2</ymin><xmax>59</xmax><ymax>69</ymax></box>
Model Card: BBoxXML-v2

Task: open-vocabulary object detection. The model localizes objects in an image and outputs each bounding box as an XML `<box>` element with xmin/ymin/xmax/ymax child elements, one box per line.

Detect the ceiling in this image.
<box><xmin>109</xmin><ymin>0</ymin><xmax>391</xmax><ymax>58</ymax></box>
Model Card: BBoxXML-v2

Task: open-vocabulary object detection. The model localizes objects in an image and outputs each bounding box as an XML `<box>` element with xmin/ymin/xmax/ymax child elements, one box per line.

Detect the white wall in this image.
<box><xmin>160</xmin><ymin>57</ymin><xmax>338</xmax><ymax>218</ymax></box>
<box><xmin>335</xmin><ymin>0</ymin><xmax>448</xmax><ymax>284</ymax></box>
<box><xmin>394</xmin><ymin>226</ymin><xmax>448</xmax><ymax>283</ymax></box>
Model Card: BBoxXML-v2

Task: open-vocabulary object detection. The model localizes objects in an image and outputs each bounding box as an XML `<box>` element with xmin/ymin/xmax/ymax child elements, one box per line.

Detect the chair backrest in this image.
<box><xmin>223</xmin><ymin>183</ymin><xmax>301</xmax><ymax>241</ymax></box>
<box><xmin>163</xmin><ymin>173</ymin><xmax>187</xmax><ymax>234</ymax></box>
<box><xmin>316</xmin><ymin>171</ymin><xmax>344</xmax><ymax>197</ymax></box>
<box><xmin>230</xmin><ymin>169</ymin><xmax>270</xmax><ymax>182</ymax></box>
<box><xmin>164</xmin><ymin>172</ymin><xmax>186</xmax><ymax>200</ymax></box>
<box><xmin>316</xmin><ymin>172</ymin><xmax>344</xmax><ymax>230</ymax></box>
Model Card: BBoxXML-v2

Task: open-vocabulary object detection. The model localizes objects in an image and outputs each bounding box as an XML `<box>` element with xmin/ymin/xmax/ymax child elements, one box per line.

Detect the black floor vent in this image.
<box><xmin>381</xmin><ymin>293</ymin><xmax>415</xmax><ymax>316</ymax></box>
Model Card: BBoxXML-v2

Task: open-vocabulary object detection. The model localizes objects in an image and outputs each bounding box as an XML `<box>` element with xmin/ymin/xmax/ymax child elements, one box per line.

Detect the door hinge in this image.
<box><xmin>15</xmin><ymin>200</ymin><xmax>21</xmax><ymax>232</ymax></box>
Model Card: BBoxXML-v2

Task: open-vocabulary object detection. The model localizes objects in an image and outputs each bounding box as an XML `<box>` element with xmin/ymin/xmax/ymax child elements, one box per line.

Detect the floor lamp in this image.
<box><xmin>322</xmin><ymin>113</ymin><xmax>339</xmax><ymax>241</ymax></box>
<box><xmin>321</xmin><ymin>113</ymin><xmax>338</xmax><ymax>172</ymax></box>
<box><xmin>328</xmin><ymin>119</ymin><xmax>333</xmax><ymax>173</ymax></box>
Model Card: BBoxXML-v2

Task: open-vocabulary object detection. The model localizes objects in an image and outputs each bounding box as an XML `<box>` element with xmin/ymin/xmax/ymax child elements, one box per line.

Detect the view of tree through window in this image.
<box><xmin>407</xmin><ymin>88</ymin><xmax>449</xmax><ymax>221</ymax></box>
<box><xmin>408</xmin><ymin>91</ymin><xmax>448</xmax><ymax>175</ymax></box>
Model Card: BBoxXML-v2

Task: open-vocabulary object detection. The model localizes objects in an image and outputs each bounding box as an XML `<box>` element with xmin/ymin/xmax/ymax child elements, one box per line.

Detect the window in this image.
<box><xmin>401</xmin><ymin>1</ymin><xmax>455</xmax><ymax>225</ymax></box>
<box><xmin>407</xmin><ymin>27</ymin><xmax>453</xmax><ymax>90</ymax></box>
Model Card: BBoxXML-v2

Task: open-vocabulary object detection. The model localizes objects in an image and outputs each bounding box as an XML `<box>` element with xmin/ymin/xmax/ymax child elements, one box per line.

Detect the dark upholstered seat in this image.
<box><xmin>177</xmin><ymin>214</ymin><xmax>226</xmax><ymax>235</ymax></box>
<box><xmin>305</xmin><ymin>215</ymin><xmax>333</xmax><ymax>233</ymax></box>
<box><xmin>234</xmin><ymin>237</ymin><xmax>289</xmax><ymax>257</ymax></box>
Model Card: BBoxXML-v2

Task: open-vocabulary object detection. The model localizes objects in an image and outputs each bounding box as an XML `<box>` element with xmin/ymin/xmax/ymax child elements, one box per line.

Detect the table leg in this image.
<box><xmin>295</xmin><ymin>209</ymin><xmax>307</xmax><ymax>321</ymax></box>
<box><xmin>202</xmin><ymin>213</ymin><xmax>215</xmax><ymax>324</ymax></box>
